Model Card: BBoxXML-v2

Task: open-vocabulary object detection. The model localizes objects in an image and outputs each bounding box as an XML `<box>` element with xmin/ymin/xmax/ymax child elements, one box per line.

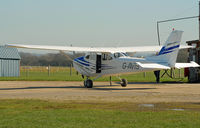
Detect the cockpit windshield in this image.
<box><xmin>122</xmin><ymin>53</ymin><xmax>128</xmax><ymax>56</ymax></box>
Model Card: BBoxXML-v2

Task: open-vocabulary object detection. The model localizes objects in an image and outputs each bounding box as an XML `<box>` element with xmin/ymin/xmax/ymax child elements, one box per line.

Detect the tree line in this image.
<box><xmin>19</xmin><ymin>52</ymin><xmax>84</xmax><ymax>66</ymax></box>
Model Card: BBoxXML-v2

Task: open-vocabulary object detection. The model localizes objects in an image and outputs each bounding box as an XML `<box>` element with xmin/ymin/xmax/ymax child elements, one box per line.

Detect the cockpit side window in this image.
<box><xmin>108</xmin><ymin>55</ymin><xmax>113</xmax><ymax>60</ymax></box>
<box><xmin>114</xmin><ymin>53</ymin><xmax>122</xmax><ymax>58</ymax></box>
<box><xmin>102</xmin><ymin>53</ymin><xmax>113</xmax><ymax>60</ymax></box>
<box><xmin>102</xmin><ymin>54</ymin><xmax>107</xmax><ymax>60</ymax></box>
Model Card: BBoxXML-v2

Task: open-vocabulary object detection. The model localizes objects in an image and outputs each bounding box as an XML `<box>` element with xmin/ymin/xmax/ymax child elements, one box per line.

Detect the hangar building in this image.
<box><xmin>0</xmin><ymin>46</ymin><xmax>21</xmax><ymax>77</ymax></box>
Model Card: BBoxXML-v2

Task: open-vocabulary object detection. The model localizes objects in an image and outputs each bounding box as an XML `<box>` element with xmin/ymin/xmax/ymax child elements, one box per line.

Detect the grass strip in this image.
<box><xmin>0</xmin><ymin>99</ymin><xmax>199</xmax><ymax>128</ymax></box>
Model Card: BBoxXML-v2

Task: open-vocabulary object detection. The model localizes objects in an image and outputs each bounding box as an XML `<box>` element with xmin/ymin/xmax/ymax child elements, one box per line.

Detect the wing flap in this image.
<box><xmin>175</xmin><ymin>61</ymin><xmax>200</xmax><ymax>69</ymax></box>
<box><xmin>136</xmin><ymin>62</ymin><xmax>170</xmax><ymax>69</ymax></box>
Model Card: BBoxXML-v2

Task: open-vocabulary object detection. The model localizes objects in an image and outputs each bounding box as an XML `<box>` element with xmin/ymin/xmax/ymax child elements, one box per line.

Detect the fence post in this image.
<box><xmin>26</xmin><ymin>67</ymin><xmax>29</xmax><ymax>77</ymax></box>
<box><xmin>70</xmin><ymin>64</ymin><xmax>72</xmax><ymax>76</ymax></box>
<box><xmin>48</xmin><ymin>65</ymin><xmax>50</xmax><ymax>76</ymax></box>
<box><xmin>143</xmin><ymin>72</ymin><xmax>146</xmax><ymax>78</ymax></box>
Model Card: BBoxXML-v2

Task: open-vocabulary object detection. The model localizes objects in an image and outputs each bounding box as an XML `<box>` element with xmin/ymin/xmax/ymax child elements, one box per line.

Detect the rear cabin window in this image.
<box><xmin>90</xmin><ymin>54</ymin><xmax>96</xmax><ymax>60</ymax></box>
<box><xmin>85</xmin><ymin>55</ymin><xmax>90</xmax><ymax>59</ymax></box>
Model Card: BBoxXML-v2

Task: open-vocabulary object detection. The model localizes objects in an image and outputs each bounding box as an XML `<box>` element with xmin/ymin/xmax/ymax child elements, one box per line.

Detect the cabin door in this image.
<box><xmin>96</xmin><ymin>54</ymin><xmax>101</xmax><ymax>73</ymax></box>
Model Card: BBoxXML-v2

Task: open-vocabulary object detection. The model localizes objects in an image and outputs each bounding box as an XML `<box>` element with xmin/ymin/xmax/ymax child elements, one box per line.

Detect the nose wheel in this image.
<box><xmin>84</xmin><ymin>79</ymin><xmax>93</xmax><ymax>88</ymax></box>
<box><xmin>120</xmin><ymin>78</ymin><xmax>127</xmax><ymax>87</ymax></box>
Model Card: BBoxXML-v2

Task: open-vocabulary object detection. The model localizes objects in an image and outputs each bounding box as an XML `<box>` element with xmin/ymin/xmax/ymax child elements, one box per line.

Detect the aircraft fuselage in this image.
<box><xmin>73</xmin><ymin>53</ymin><xmax>156</xmax><ymax>77</ymax></box>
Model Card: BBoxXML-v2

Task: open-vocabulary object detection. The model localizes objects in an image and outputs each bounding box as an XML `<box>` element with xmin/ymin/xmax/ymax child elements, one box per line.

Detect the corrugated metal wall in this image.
<box><xmin>0</xmin><ymin>46</ymin><xmax>21</xmax><ymax>77</ymax></box>
<box><xmin>0</xmin><ymin>59</ymin><xmax>20</xmax><ymax>77</ymax></box>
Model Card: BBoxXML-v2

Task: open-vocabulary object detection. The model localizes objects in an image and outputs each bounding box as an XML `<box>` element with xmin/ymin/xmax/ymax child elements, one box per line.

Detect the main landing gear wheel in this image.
<box><xmin>84</xmin><ymin>79</ymin><xmax>93</xmax><ymax>88</ymax></box>
<box><xmin>121</xmin><ymin>78</ymin><xmax>127</xmax><ymax>87</ymax></box>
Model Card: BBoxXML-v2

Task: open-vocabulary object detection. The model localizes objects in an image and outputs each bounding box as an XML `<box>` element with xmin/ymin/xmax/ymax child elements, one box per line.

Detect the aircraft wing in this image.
<box><xmin>6</xmin><ymin>44</ymin><xmax>193</xmax><ymax>53</ymax></box>
<box><xmin>136</xmin><ymin>62</ymin><xmax>171</xmax><ymax>69</ymax></box>
<box><xmin>175</xmin><ymin>61</ymin><xmax>200</xmax><ymax>69</ymax></box>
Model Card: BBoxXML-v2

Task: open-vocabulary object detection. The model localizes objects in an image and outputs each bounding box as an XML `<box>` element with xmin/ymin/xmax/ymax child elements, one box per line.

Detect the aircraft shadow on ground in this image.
<box><xmin>0</xmin><ymin>86</ymin><xmax>84</xmax><ymax>90</ymax></box>
<box><xmin>0</xmin><ymin>84</ymin><xmax>156</xmax><ymax>91</ymax></box>
<box><xmin>125</xmin><ymin>82</ymin><xmax>185</xmax><ymax>84</ymax></box>
<box><xmin>122</xmin><ymin>82</ymin><xmax>157</xmax><ymax>85</ymax></box>
<box><xmin>0</xmin><ymin>84</ymin><xmax>119</xmax><ymax>91</ymax></box>
<box><xmin>91</xmin><ymin>87</ymin><xmax>156</xmax><ymax>91</ymax></box>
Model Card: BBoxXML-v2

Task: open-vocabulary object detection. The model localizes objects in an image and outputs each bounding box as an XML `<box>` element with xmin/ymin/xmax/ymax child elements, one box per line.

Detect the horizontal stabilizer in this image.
<box><xmin>136</xmin><ymin>62</ymin><xmax>170</xmax><ymax>69</ymax></box>
<box><xmin>175</xmin><ymin>61</ymin><xmax>200</xmax><ymax>69</ymax></box>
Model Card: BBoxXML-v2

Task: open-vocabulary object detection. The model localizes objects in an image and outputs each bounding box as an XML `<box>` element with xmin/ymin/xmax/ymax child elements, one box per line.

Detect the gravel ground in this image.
<box><xmin>0</xmin><ymin>81</ymin><xmax>199</xmax><ymax>103</ymax></box>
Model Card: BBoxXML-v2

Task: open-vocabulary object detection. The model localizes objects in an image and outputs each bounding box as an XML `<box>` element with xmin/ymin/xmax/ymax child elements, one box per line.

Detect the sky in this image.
<box><xmin>0</xmin><ymin>0</ymin><xmax>199</xmax><ymax>53</ymax></box>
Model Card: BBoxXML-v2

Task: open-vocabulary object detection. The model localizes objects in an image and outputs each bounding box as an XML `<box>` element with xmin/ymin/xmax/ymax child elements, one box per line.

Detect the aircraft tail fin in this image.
<box><xmin>147</xmin><ymin>30</ymin><xmax>183</xmax><ymax>67</ymax></box>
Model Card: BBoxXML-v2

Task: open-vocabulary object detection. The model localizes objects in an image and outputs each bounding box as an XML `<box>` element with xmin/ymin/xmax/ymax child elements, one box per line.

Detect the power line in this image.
<box><xmin>158</xmin><ymin>16</ymin><xmax>199</xmax><ymax>23</ymax></box>
<box><xmin>157</xmin><ymin>16</ymin><xmax>199</xmax><ymax>46</ymax></box>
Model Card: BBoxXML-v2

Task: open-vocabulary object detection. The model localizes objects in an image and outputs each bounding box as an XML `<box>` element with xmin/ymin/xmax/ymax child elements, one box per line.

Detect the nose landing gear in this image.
<box><xmin>117</xmin><ymin>76</ymin><xmax>128</xmax><ymax>87</ymax></box>
<box><xmin>120</xmin><ymin>78</ymin><xmax>128</xmax><ymax>87</ymax></box>
<box><xmin>84</xmin><ymin>79</ymin><xmax>93</xmax><ymax>88</ymax></box>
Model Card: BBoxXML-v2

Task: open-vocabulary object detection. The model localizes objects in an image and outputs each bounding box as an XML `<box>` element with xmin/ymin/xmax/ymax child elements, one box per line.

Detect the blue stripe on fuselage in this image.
<box><xmin>76</xmin><ymin>56</ymin><xmax>89</xmax><ymax>63</ymax></box>
<box><xmin>74</xmin><ymin>57</ymin><xmax>90</xmax><ymax>66</ymax></box>
<box><xmin>74</xmin><ymin>59</ymin><xmax>89</xmax><ymax>66</ymax></box>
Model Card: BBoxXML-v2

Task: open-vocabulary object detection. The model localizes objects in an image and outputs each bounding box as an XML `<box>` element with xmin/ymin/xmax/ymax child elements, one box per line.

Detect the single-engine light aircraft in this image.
<box><xmin>7</xmin><ymin>30</ymin><xmax>199</xmax><ymax>88</ymax></box>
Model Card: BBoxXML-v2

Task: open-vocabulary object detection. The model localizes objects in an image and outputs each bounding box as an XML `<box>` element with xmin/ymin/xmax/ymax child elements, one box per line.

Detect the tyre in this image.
<box><xmin>83</xmin><ymin>80</ymin><xmax>87</xmax><ymax>87</ymax></box>
<box><xmin>85</xmin><ymin>79</ymin><xmax>93</xmax><ymax>88</ymax></box>
<box><xmin>121</xmin><ymin>78</ymin><xmax>127</xmax><ymax>87</ymax></box>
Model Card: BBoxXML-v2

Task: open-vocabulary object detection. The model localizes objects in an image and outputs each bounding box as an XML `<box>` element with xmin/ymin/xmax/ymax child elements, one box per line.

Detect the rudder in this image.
<box><xmin>147</xmin><ymin>30</ymin><xmax>183</xmax><ymax>67</ymax></box>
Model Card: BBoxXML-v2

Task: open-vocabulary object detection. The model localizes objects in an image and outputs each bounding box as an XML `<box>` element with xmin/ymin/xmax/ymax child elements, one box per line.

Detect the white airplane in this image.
<box><xmin>7</xmin><ymin>30</ymin><xmax>199</xmax><ymax>88</ymax></box>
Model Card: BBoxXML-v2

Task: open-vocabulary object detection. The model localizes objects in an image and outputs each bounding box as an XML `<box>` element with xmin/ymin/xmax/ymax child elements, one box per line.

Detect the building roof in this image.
<box><xmin>186</xmin><ymin>40</ymin><xmax>200</xmax><ymax>45</ymax></box>
<box><xmin>0</xmin><ymin>46</ymin><xmax>20</xmax><ymax>60</ymax></box>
